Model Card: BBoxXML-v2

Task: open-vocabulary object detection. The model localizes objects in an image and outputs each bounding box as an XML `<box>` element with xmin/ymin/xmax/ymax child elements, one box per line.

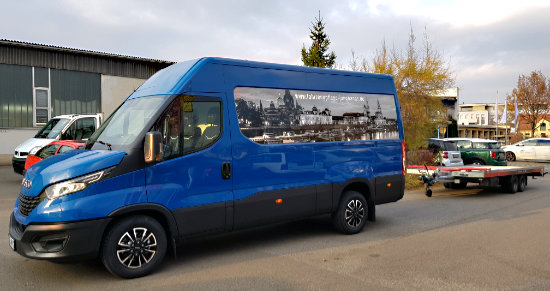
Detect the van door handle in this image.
<box><xmin>222</xmin><ymin>162</ymin><xmax>231</xmax><ymax>180</ymax></box>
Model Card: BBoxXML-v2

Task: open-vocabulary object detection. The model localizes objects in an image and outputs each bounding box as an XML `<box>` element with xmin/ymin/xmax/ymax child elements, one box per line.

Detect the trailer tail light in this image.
<box><xmin>491</xmin><ymin>151</ymin><xmax>496</xmax><ymax>159</ymax></box>
<box><xmin>443</xmin><ymin>151</ymin><xmax>449</xmax><ymax>159</ymax></box>
<box><xmin>402</xmin><ymin>140</ymin><xmax>406</xmax><ymax>175</ymax></box>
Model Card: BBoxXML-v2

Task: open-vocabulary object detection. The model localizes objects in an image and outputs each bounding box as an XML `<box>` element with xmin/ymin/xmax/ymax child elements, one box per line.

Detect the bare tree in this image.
<box><xmin>508</xmin><ymin>71</ymin><xmax>550</xmax><ymax>136</ymax></box>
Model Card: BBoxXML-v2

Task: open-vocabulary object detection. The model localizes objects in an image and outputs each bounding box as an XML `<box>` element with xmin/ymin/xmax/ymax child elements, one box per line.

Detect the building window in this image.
<box><xmin>33</xmin><ymin>67</ymin><xmax>51</xmax><ymax>126</ymax></box>
<box><xmin>541</xmin><ymin>123</ymin><xmax>546</xmax><ymax>131</ymax></box>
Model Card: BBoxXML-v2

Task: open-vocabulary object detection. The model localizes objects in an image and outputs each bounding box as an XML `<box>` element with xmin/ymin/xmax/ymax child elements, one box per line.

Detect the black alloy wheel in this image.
<box><xmin>332</xmin><ymin>191</ymin><xmax>368</xmax><ymax>234</ymax></box>
<box><xmin>101</xmin><ymin>215</ymin><xmax>167</xmax><ymax>278</ymax></box>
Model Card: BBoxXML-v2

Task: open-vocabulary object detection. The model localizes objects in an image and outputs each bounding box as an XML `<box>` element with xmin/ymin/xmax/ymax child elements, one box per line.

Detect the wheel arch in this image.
<box><xmin>336</xmin><ymin>178</ymin><xmax>376</xmax><ymax>222</ymax></box>
<box><xmin>106</xmin><ymin>203</ymin><xmax>179</xmax><ymax>255</ymax></box>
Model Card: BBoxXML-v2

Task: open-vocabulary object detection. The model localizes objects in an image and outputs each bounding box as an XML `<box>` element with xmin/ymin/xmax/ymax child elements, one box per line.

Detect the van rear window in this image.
<box><xmin>234</xmin><ymin>87</ymin><xmax>399</xmax><ymax>144</ymax></box>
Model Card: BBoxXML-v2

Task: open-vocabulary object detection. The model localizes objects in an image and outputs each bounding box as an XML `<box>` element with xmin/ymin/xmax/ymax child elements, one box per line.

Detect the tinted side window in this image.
<box><xmin>522</xmin><ymin>140</ymin><xmax>537</xmax><ymax>146</ymax></box>
<box><xmin>234</xmin><ymin>87</ymin><xmax>399</xmax><ymax>144</ymax></box>
<box><xmin>442</xmin><ymin>141</ymin><xmax>458</xmax><ymax>151</ymax></box>
<box><xmin>537</xmin><ymin>140</ymin><xmax>550</xmax><ymax>145</ymax></box>
<box><xmin>428</xmin><ymin>141</ymin><xmax>441</xmax><ymax>152</ymax></box>
<box><xmin>456</xmin><ymin>140</ymin><xmax>471</xmax><ymax>149</ymax></box>
<box><xmin>153</xmin><ymin>96</ymin><xmax>222</xmax><ymax>161</ymax></box>
<box><xmin>37</xmin><ymin>144</ymin><xmax>60</xmax><ymax>159</ymax></box>
<box><xmin>76</xmin><ymin>118</ymin><xmax>96</xmax><ymax>139</ymax></box>
<box><xmin>472</xmin><ymin>142</ymin><xmax>489</xmax><ymax>149</ymax></box>
<box><xmin>58</xmin><ymin>145</ymin><xmax>76</xmax><ymax>153</ymax></box>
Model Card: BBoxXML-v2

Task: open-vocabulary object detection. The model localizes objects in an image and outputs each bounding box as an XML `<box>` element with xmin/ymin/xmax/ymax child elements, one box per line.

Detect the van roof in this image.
<box><xmin>129</xmin><ymin>57</ymin><xmax>396</xmax><ymax>100</ymax></box>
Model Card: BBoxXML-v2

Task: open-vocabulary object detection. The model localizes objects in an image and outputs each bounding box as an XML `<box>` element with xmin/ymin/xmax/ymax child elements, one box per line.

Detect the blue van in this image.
<box><xmin>9</xmin><ymin>58</ymin><xmax>405</xmax><ymax>278</ymax></box>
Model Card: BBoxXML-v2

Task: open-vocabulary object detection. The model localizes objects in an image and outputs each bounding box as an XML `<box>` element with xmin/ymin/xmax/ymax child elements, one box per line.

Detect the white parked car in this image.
<box><xmin>12</xmin><ymin>114</ymin><xmax>102</xmax><ymax>174</ymax></box>
<box><xmin>501</xmin><ymin>138</ymin><xmax>550</xmax><ymax>161</ymax></box>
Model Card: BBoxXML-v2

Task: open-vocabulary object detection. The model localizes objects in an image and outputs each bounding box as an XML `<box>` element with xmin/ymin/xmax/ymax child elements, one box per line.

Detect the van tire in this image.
<box><xmin>101</xmin><ymin>215</ymin><xmax>167</xmax><ymax>278</ymax></box>
<box><xmin>332</xmin><ymin>191</ymin><xmax>368</xmax><ymax>234</ymax></box>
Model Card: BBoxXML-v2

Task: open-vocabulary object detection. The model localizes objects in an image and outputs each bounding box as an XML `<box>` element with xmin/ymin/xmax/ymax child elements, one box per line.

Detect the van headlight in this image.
<box><xmin>44</xmin><ymin>167</ymin><xmax>114</xmax><ymax>200</ymax></box>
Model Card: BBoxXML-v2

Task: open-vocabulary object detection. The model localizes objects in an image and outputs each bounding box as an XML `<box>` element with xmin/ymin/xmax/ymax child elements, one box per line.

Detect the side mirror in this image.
<box><xmin>144</xmin><ymin>131</ymin><xmax>162</xmax><ymax>163</ymax></box>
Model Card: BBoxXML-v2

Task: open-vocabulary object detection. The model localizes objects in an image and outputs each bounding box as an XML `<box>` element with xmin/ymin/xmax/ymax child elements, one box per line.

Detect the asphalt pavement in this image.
<box><xmin>1</xmin><ymin>163</ymin><xmax>549</xmax><ymax>290</ymax></box>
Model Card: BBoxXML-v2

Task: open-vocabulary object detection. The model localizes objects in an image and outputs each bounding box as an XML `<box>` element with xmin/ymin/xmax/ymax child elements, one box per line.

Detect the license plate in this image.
<box><xmin>454</xmin><ymin>179</ymin><xmax>461</xmax><ymax>184</ymax></box>
<box><xmin>8</xmin><ymin>235</ymin><xmax>15</xmax><ymax>251</ymax></box>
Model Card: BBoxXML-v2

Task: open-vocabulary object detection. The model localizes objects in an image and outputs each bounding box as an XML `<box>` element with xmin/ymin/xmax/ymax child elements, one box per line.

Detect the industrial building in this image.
<box><xmin>0</xmin><ymin>39</ymin><xmax>174</xmax><ymax>157</ymax></box>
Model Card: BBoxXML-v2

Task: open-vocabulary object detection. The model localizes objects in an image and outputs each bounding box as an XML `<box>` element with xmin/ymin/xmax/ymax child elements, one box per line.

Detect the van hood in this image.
<box><xmin>22</xmin><ymin>150</ymin><xmax>126</xmax><ymax>197</ymax></box>
<box><xmin>14</xmin><ymin>138</ymin><xmax>55</xmax><ymax>155</ymax></box>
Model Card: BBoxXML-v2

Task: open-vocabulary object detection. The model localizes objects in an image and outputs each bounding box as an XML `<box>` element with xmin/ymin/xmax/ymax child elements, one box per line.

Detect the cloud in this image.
<box><xmin>1</xmin><ymin>0</ymin><xmax>549</xmax><ymax>104</ymax></box>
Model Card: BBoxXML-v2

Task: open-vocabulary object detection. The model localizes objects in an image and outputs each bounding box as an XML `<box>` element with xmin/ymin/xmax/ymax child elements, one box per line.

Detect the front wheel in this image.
<box><xmin>101</xmin><ymin>215</ymin><xmax>167</xmax><ymax>278</ymax></box>
<box><xmin>506</xmin><ymin>151</ymin><xmax>516</xmax><ymax>161</ymax></box>
<box><xmin>332</xmin><ymin>191</ymin><xmax>368</xmax><ymax>234</ymax></box>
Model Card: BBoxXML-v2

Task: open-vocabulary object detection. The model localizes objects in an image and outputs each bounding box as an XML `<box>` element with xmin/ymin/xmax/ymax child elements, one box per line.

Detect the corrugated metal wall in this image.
<box><xmin>0</xmin><ymin>64</ymin><xmax>33</xmax><ymax>127</ymax></box>
<box><xmin>51</xmin><ymin>69</ymin><xmax>101</xmax><ymax>116</ymax></box>
<box><xmin>0</xmin><ymin>41</ymin><xmax>173</xmax><ymax>79</ymax></box>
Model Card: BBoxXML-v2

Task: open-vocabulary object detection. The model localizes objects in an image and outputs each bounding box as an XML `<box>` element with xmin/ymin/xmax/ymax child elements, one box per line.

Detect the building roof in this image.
<box><xmin>0</xmin><ymin>39</ymin><xmax>171</xmax><ymax>64</ymax></box>
<box><xmin>517</xmin><ymin>114</ymin><xmax>550</xmax><ymax>131</ymax></box>
<box><xmin>0</xmin><ymin>39</ymin><xmax>175</xmax><ymax>79</ymax></box>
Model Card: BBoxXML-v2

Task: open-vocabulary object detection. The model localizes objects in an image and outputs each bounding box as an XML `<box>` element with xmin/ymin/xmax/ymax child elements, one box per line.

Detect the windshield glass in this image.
<box><xmin>87</xmin><ymin>96</ymin><xmax>167</xmax><ymax>151</ymax></box>
<box><xmin>34</xmin><ymin>118</ymin><xmax>70</xmax><ymax>139</ymax></box>
<box><xmin>442</xmin><ymin>141</ymin><xmax>458</xmax><ymax>151</ymax></box>
<box><xmin>37</xmin><ymin>144</ymin><xmax>60</xmax><ymax>159</ymax></box>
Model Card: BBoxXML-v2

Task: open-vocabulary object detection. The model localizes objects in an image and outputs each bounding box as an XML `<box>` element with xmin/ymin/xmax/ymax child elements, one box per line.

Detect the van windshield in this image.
<box><xmin>87</xmin><ymin>96</ymin><xmax>167</xmax><ymax>151</ymax></box>
<box><xmin>34</xmin><ymin>118</ymin><xmax>70</xmax><ymax>139</ymax></box>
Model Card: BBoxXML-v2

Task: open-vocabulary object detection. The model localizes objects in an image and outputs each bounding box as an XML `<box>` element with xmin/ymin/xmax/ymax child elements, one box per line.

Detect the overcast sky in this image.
<box><xmin>2</xmin><ymin>0</ymin><xmax>550</xmax><ymax>104</ymax></box>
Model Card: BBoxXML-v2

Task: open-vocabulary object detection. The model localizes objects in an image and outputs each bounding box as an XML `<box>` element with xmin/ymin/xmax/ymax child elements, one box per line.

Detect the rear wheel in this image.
<box><xmin>332</xmin><ymin>191</ymin><xmax>368</xmax><ymax>234</ymax></box>
<box><xmin>101</xmin><ymin>215</ymin><xmax>167</xmax><ymax>278</ymax></box>
<box><xmin>517</xmin><ymin>175</ymin><xmax>527</xmax><ymax>192</ymax></box>
<box><xmin>506</xmin><ymin>151</ymin><xmax>516</xmax><ymax>161</ymax></box>
<box><xmin>502</xmin><ymin>175</ymin><xmax>519</xmax><ymax>194</ymax></box>
<box><xmin>470</xmin><ymin>159</ymin><xmax>486</xmax><ymax>165</ymax></box>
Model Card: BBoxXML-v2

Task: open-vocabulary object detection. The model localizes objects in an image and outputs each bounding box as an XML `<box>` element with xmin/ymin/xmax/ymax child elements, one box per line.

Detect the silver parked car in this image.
<box><xmin>501</xmin><ymin>138</ymin><xmax>550</xmax><ymax>161</ymax></box>
<box><xmin>428</xmin><ymin>138</ymin><xmax>464</xmax><ymax>166</ymax></box>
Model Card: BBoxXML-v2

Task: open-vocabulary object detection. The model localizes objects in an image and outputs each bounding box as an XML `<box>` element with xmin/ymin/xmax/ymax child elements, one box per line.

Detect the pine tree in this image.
<box><xmin>301</xmin><ymin>12</ymin><xmax>336</xmax><ymax>68</ymax></box>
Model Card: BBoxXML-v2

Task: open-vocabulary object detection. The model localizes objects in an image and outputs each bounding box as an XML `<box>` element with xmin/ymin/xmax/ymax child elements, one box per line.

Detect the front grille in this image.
<box><xmin>18</xmin><ymin>193</ymin><xmax>45</xmax><ymax>216</ymax></box>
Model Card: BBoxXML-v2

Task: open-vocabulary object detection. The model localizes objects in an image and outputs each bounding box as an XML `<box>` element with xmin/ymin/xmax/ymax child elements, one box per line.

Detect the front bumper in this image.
<box><xmin>9</xmin><ymin>212</ymin><xmax>111</xmax><ymax>261</ymax></box>
<box><xmin>12</xmin><ymin>157</ymin><xmax>26</xmax><ymax>175</ymax></box>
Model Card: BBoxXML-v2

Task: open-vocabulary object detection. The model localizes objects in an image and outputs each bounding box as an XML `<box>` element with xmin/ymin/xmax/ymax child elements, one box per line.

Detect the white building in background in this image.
<box><xmin>433</xmin><ymin>87</ymin><xmax>459</xmax><ymax>120</ymax></box>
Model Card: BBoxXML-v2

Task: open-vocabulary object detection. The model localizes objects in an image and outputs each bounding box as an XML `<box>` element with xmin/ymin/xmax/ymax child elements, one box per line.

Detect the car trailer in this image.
<box><xmin>418</xmin><ymin>165</ymin><xmax>547</xmax><ymax>197</ymax></box>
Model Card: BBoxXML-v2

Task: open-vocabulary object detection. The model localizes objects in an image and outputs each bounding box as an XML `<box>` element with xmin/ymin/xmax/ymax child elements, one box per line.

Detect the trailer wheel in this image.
<box><xmin>502</xmin><ymin>175</ymin><xmax>519</xmax><ymax>194</ymax></box>
<box><xmin>517</xmin><ymin>175</ymin><xmax>527</xmax><ymax>192</ymax></box>
<box><xmin>452</xmin><ymin>181</ymin><xmax>468</xmax><ymax>189</ymax></box>
<box><xmin>332</xmin><ymin>191</ymin><xmax>368</xmax><ymax>234</ymax></box>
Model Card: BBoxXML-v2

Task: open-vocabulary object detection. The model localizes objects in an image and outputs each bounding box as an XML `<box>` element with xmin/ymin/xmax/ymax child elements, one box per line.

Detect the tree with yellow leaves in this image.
<box><xmin>353</xmin><ymin>28</ymin><xmax>454</xmax><ymax>150</ymax></box>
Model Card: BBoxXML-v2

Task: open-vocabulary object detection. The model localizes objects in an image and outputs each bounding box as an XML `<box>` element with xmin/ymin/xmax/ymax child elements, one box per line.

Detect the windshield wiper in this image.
<box><xmin>97</xmin><ymin>140</ymin><xmax>112</xmax><ymax>150</ymax></box>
